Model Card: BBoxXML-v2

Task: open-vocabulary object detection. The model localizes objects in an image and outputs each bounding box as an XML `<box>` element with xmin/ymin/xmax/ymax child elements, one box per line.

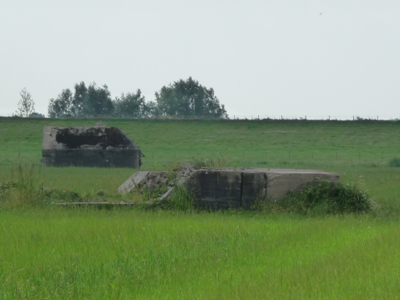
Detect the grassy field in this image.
<box><xmin>1</xmin><ymin>117</ymin><xmax>400</xmax><ymax>298</ymax></box>
<box><xmin>1</xmin><ymin>209</ymin><xmax>400</xmax><ymax>299</ymax></box>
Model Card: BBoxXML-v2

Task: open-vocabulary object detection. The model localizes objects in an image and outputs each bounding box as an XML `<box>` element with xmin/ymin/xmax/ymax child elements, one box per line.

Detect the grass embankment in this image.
<box><xmin>1</xmin><ymin>118</ymin><xmax>400</xmax><ymax>298</ymax></box>
<box><xmin>1</xmin><ymin>117</ymin><xmax>398</xmax><ymax>170</ymax></box>
<box><xmin>1</xmin><ymin>209</ymin><xmax>400</xmax><ymax>299</ymax></box>
<box><xmin>0</xmin><ymin>117</ymin><xmax>399</xmax><ymax>207</ymax></box>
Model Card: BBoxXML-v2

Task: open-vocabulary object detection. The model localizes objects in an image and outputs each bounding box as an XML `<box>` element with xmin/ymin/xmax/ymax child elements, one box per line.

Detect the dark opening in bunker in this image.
<box><xmin>55</xmin><ymin>127</ymin><xmax>131</xmax><ymax>149</ymax></box>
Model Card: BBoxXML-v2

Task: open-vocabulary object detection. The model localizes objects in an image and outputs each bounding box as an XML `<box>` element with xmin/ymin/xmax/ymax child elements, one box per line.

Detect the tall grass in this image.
<box><xmin>0</xmin><ymin>209</ymin><xmax>399</xmax><ymax>299</ymax></box>
<box><xmin>0</xmin><ymin>163</ymin><xmax>142</xmax><ymax>206</ymax></box>
<box><xmin>0</xmin><ymin>163</ymin><xmax>43</xmax><ymax>206</ymax></box>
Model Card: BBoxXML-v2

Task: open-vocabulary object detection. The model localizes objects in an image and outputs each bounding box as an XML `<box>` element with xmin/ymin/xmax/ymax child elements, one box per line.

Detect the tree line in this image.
<box><xmin>47</xmin><ymin>77</ymin><xmax>227</xmax><ymax>118</ymax></box>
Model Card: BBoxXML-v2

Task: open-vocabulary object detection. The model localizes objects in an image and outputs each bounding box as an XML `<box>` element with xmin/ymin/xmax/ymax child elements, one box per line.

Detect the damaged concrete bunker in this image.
<box><xmin>119</xmin><ymin>167</ymin><xmax>340</xmax><ymax>210</ymax></box>
<box><xmin>42</xmin><ymin>126</ymin><xmax>142</xmax><ymax>168</ymax></box>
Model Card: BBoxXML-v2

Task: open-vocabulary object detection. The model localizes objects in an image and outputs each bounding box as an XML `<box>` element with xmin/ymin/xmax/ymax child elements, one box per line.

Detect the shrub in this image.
<box><xmin>388</xmin><ymin>158</ymin><xmax>400</xmax><ymax>167</ymax></box>
<box><xmin>264</xmin><ymin>181</ymin><xmax>371</xmax><ymax>215</ymax></box>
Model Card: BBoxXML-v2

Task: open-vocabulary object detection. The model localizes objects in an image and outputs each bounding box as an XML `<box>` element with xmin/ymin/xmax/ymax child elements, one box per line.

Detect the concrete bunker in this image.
<box><xmin>42</xmin><ymin>126</ymin><xmax>142</xmax><ymax>168</ymax></box>
<box><xmin>119</xmin><ymin>166</ymin><xmax>340</xmax><ymax>210</ymax></box>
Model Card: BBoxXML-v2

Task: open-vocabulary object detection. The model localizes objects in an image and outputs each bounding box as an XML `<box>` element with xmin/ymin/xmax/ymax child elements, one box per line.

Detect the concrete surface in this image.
<box><xmin>187</xmin><ymin>168</ymin><xmax>339</xmax><ymax>209</ymax></box>
<box><xmin>119</xmin><ymin>166</ymin><xmax>340</xmax><ymax>210</ymax></box>
<box><xmin>42</xmin><ymin>126</ymin><xmax>142</xmax><ymax>168</ymax></box>
<box><xmin>118</xmin><ymin>171</ymin><xmax>168</xmax><ymax>194</ymax></box>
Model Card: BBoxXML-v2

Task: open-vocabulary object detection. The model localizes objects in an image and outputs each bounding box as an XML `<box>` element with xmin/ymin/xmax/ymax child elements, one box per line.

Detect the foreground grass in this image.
<box><xmin>1</xmin><ymin>208</ymin><xmax>399</xmax><ymax>299</ymax></box>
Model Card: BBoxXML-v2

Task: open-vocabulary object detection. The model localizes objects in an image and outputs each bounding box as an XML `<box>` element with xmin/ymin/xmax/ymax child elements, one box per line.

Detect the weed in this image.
<box><xmin>161</xmin><ymin>186</ymin><xmax>194</xmax><ymax>211</ymax></box>
<box><xmin>0</xmin><ymin>163</ymin><xmax>44</xmax><ymax>206</ymax></box>
<box><xmin>190</xmin><ymin>156</ymin><xmax>207</xmax><ymax>169</ymax></box>
<box><xmin>164</xmin><ymin>161</ymin><xmax>186</xmax><ymax>181</ymax></box>
<box><xmin>190</xmin><ymin>155</ymin><xmax>238</xmax><ymax>169</ymax></box>
<box><xmin>42</xmin><ymin>188</ymin><xmax>82</xmax><ymax>202</ymax></box>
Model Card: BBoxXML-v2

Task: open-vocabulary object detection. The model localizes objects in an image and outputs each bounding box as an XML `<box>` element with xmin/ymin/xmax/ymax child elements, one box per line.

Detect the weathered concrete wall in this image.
<box><xmin>187</xmin><ymin>168</ymin><xmax>339</xmax><ymax>210</ymax></box>
<box><xmin>42</xmin><ymin>126</ymin><xmax>142</xmax><ymax>168</ymax></box>
<box><xmin>119</xmin><ymin>166</ymin><xmax>340</xmax><ymax>210</ymax></box>
<box><xmin>118</xmin><ymin>171</ymin><xmax>168</xmax><ymax>193</ymax></box>
<box><xmin>263</xmin><ymin>169</ymin><xmax>339</xmax><ymax>201</ymax></box>
<box><xmin>187</xmin><ymin>170</ymin><xmax>243</xmax><ymax>209</ymax></box>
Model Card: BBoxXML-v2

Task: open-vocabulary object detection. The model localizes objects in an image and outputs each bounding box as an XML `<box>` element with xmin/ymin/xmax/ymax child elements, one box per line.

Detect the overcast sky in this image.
<box><xmin>1</xmin><ymin>0</ymin><xmax>400</xmax><ymax>119</ymax></box>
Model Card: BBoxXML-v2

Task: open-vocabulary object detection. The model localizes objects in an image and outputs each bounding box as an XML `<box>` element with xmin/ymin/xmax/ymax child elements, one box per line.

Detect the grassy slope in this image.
<box><xmin>1</xmin><ymin>117</ymin><xmax>399</xmax><ymax>167</ymax></box>
<box><xmin>1</xmin><ymin>117</ymin><xmax>399</xmax><ymax>204</ymax></box>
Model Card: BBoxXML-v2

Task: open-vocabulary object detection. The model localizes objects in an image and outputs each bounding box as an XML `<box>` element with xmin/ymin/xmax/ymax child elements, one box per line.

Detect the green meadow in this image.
<box><xmin>1</xmin><ymin>117</ymin><xmax>400</xmax><ymax>299</ymax></box>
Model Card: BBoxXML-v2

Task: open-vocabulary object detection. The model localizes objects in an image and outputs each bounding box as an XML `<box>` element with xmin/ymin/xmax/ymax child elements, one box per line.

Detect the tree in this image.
<box><xmin>85</xmin><ymin>83</ymin><xmax>114</xmax><ymax>116</ymax></box>
<box><xmin>114</xmin><ymin>90</ymin><xmax>148</xmax><ymax>118</ymax></box>
<box><xmin>155</xmin><ymin>77</ymin><xmax>227</xmax><ymax>118</ymax></box>
<box><xmin>71</xmin><ymin>82</ymin><xmax>88</xmax><ymax>116</ymax></box>
<box><xmin>48</xmin><ymin>82</ymin><xmax>115</xmax><ymax>118</ymax></box>
<box><xmin>15</xmin><ymin>88</ymin><xmax>35</xmax><ymax>117</ymax></box>
<box><xmin>48</xmin><ymin>89</ymin><xmax>74</xmax><ymax>118</ymax></box>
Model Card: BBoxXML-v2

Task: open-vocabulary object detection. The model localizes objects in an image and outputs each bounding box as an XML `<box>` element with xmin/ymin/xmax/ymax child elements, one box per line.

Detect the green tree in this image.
<box><xmin>71</xmin><ymin>82</ymin><xmax>88</xmax><ymax>116</ymax></box>
<box><xmin>48</xmin><ymin>82</ymin><xmax>115</xmax><ymax>118</ymax></box>
<box><xmin>48</xmin><ymin>89</ymin><xmax>74</xmax><ymax>118</ymax></box>
<box><xmin>114</xmin><ymin>90</ymin><xmax>148</xmax><ymax>118</ymax></box>
<box><xmin>85</xmin><ymin>83</ymin><xmax>114</xmax><ymax>116</ymax></box>
<box><xmin>155</xmin><ymin>77</ymin><xmax>227</xmax><ymax>118</ymax></box>
<box><xmin>15</xmin><ymin>88</ymin><xmax>35</xmax><ymax>117</ymax></box>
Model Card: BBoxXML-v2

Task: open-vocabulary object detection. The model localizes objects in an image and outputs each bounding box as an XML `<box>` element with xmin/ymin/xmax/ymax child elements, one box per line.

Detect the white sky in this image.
<box><xmin>1</xmin><ymin>0</ymin><xmax>400</xmax><ymax>119</ymax></box>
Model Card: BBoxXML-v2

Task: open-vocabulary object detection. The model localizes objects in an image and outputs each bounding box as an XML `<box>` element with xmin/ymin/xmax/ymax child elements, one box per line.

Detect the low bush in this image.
<box><xmin>262</xmin><ymin>181</ymin><xmax>371</xmax><ymax>215</ymax></box>
<box><xmin>388</xmin><ymin>158</ymin><xmax>400</xmax><ymax>167</ymax></box>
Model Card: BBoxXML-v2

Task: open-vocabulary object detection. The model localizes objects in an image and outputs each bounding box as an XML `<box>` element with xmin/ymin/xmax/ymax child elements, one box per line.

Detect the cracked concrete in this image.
<box><xmin>119</xmin><ymin>165</ymin><xmax>340</xmax><ymax>210</ymax></box>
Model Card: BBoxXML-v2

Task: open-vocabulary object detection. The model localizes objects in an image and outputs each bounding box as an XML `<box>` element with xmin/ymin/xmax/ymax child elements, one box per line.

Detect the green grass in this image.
<box><xmin>1</xmin><ymin>209</ymin><xmax>400</xmax><ymax>299</ymax></box>
<box><xmin>1</xmin><ymin>117</ymin><xmax>399</xmax><ymax>206</ymax></box>
<box><xmin>0</xmin><ymin>118</ymin><xmax>398</xmax><ymax>171</ymax></box>
<box><xmin>0</xmin><ymin>118</ymin><xmax>400</xmax><ymax>191</ymax></box>
<box><xmin>1</xmin><ymin>117</ymin><xmax>400</xmax><ymax>298</ymax></box>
